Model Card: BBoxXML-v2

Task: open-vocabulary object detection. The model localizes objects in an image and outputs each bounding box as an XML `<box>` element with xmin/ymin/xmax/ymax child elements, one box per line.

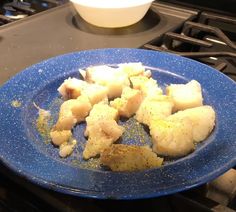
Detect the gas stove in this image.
<box><xmin>0</xmin><ymin>0</ymin><xmax>236</xmax><ymax>211</ymax></box>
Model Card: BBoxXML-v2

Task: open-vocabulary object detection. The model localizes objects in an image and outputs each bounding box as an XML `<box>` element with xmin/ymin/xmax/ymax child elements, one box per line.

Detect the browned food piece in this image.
<box><xmin>100</xmin><ymin>144</ymin><xmax>163</xmax><ymax>171</ymax></box>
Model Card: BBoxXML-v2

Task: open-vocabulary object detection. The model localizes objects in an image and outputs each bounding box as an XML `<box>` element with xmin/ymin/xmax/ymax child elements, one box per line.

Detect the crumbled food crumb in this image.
<box><xmin>34</xmin><ymin>103</ymin><xmax>52</xmax><ymax>143</ymax></box>
<box><xmin>11</xmin><ymin>100</ymin><xmax>21</xmax><ymax>108</ymax></box>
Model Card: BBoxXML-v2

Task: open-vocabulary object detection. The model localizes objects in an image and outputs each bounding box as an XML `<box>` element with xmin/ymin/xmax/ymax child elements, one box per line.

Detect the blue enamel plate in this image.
<box><xmin>0</xmin><ymin>48</ymin><xmax>236</xmax><ymax>199</ymax></box>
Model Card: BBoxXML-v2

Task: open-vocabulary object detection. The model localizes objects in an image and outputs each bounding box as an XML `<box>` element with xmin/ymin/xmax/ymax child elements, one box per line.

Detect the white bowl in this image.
<box><xmin>70</xmin><ymin>0</ymin><xmax>154</xmax><ymax>28</ymax></box>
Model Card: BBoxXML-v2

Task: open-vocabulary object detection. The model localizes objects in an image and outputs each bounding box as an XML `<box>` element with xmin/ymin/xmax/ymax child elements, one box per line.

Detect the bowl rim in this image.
<box><xmin>70</xmin><ymin>0</ymin><xmax>154</xmax><ymax>9</ymax></box>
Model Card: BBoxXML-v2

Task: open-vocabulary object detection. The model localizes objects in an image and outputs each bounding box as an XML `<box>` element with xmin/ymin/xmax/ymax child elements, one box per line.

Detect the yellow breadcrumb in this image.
<box><xmin>100</xmin><ymin>144</ymin><xmax>163</xmax><ymax>171</ymax></box>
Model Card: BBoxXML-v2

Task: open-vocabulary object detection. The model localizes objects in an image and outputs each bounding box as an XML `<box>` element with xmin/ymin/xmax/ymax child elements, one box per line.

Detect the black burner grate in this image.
<box><xmin>144</xmin><ymin>12</ymin><xmax>236</xmax><ymax>80</ymax></box>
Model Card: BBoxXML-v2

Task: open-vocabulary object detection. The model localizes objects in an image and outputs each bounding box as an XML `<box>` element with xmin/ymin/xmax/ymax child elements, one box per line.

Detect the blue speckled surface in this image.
<box><xmin>0</xmin><ymin>48</ymin><xmax>236</xmax><ymax>199</ymax></box>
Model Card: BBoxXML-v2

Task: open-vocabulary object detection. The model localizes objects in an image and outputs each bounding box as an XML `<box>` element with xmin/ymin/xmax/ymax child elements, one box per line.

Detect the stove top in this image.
<box><xmin>0</xmin><ymin>1</ymin><xmax>236</xmax><ymax>211</ymax></box>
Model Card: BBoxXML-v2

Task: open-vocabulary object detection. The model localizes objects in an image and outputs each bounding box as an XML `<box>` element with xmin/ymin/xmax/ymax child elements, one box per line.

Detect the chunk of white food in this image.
<box><xmin>57</xmin><ymin>77</ymin><xmax>87</xmax><ymax>99</ymax></box>
<box><xmin>70</xmin><ymin>95</ymin><xmax>92</xmax><ymax>123</ymax></box>
<box><xmin>59</xmin><ymin>139</ymin><xmax>77</xmax><ymax>158</ymax></box>
<box><xmin>110</xmin><ymin>87</ymin><xmax>142</xmax><ymax>118</ymax></box>
<box><xmin>83</xmin><ymin>120</ymin><xmax>124</xmax><ymax>159</ymax></box>
<box><xmin>130</xmin><ymin>75</ymin><xmax>163</xmax><ymax>97</ymax></box>
<box><xmin>85</xmin><ymin>102</ymin><xmax>119</xmax><ymax>137</ymax></box>
<box><xmin>50</xmin><ymin>130</ymin><xmax>72</xmax><ymax>146</ymax></box>
<box><xmin>150</xmin><ymin>118</ymin><xmax>194</xmax><ymax>157</ymax></box>
<box><xmin>83</xmin><ymin>65</ymin><xmax>130</xmax><ymax>99</ymax></box>
<box><xmin>135</xmin><ymin>95</ymin><xmax>174</xmax><ymax>126</ymax></box>
<box><xmin>166</xmin><ymin>80</ymin><xmax>203</xmax><ymax>111</ymax></box>
<box><xmin>81</xmin><ymin>83</ymin><xmax>108</xmax><ymax>106</ymax></box>
<box><xmin>54</xmin><ymin>99</ymin><xmax>79</xmax><ymax>130</ymax></box>
<box><xmin>118</xmin><ymin>62</ymin><xmax>145</xmax><ymax>77</ymax></box>
<box><xmin>167</xmin><ymin>105</ymin><xmax>216</xmax><ymax>143</ymax></box>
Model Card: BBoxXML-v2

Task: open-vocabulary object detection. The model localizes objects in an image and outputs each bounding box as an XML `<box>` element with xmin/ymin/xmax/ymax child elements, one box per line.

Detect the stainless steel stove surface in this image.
<box><xmin>0</xmin><ymin>0</ymin><xmax>236</xmax><ymax>211</ymax></box>
<box><xmin>0</xmin><ymin>1</ymin><xmax>197</xmax><ymax>85</ymax></box>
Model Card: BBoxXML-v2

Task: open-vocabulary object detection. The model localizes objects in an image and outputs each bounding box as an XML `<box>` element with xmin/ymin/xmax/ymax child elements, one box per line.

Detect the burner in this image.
<box><xmin>0</xmin><ymin>0</ymin><xmax>68</xmax><ymax>25</ymax></box>
<box><xmin>72</xmin><ymin>9</ymin><xmax>160</xmax><ymax>35</ymax></box>
<box><xmin>0</xmin><ymin>1</ymin><xmax>236</xmax><ymax>211</ymax></box>
<box><xmin>3</xmin><ymin>0</ymin><xmax>35</xmax><ymax>16</ymax></box>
